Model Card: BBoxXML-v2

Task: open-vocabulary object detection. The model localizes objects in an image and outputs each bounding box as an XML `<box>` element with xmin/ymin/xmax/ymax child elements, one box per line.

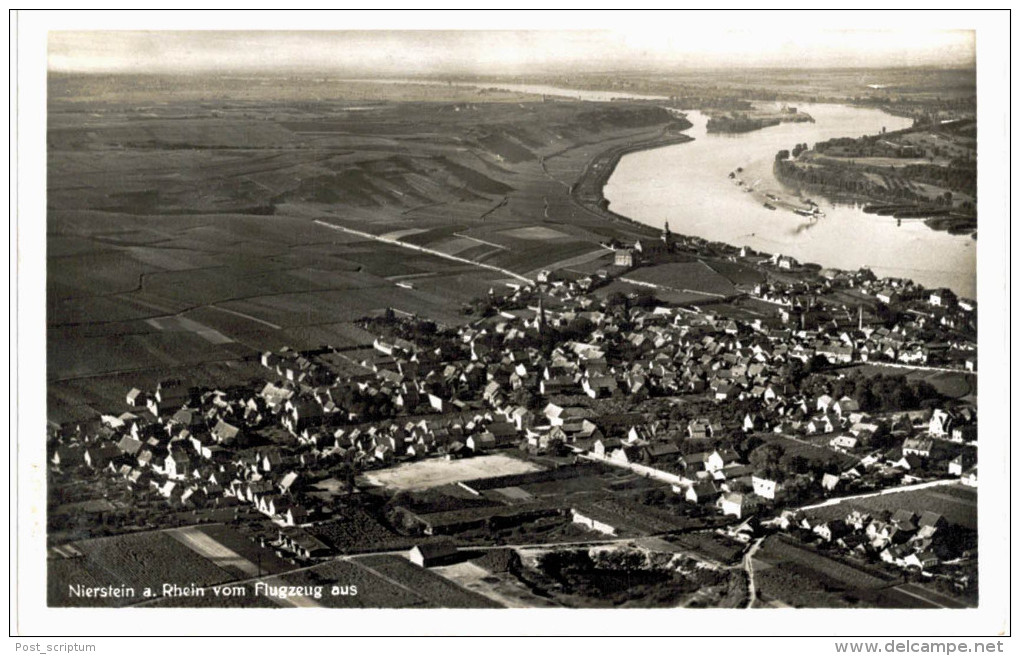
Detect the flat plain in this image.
<box><xmin>48</xmin><ymin>76</ymin><xmax>685</xmax><ymax>423</ymax></box>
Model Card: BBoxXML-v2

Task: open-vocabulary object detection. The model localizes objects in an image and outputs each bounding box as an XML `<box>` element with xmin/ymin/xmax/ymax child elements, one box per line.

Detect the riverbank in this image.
<box><xmin>772</xmin><ymin>160</ymin><xmax>978</xmax><ymax>238</ymax></box>
<box><xmin>582</xmin><ymin>105</ymin><xmax>974</xmax><ymax>299</ymax></box>
<box><xmin>569</xmin><ymin>125</ymin><xmax>694</xmax><ymax>235</ymax></box>
<box><xmin>706</xmin><ymin>110</ymin><xmax>814</xmax><ymax>134</ymax></box>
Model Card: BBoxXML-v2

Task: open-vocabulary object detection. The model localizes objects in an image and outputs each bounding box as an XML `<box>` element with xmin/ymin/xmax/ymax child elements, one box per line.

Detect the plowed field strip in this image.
<box><xmin>168</xmin><ymin>526</ymin><xmax>260</xmax><ymax>577</ymax></box>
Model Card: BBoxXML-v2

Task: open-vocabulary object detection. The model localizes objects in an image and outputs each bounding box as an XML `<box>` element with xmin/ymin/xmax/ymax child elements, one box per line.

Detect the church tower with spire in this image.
<box><xmin>662</xmin><ymin>221</ymin><xmax>673</xmax><ymax>250</ymax></box>
<box><xmin>537</xmin><ymin>288</ymin><xmax>547</xmax><ymax>333</ymax></box>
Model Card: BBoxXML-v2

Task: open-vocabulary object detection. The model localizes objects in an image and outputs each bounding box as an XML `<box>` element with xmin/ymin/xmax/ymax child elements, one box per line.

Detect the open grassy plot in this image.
<box><xmin>703</xmin><ymin>259</ymin><xmax>767</xmax><ymax>286</ymax></box>
<box><xmin>624</xmin><ymin>261</ymin><xmax>739</xmax><ymax>297</ymax></box>
<box><xmin>400</xmin><ymin>271</ymin><xmax>508</xmax><ymax>304</ymax></box>
<box><xmin>488</xmin><ymin>239</ymin><xmax>605</xmax><ymax>274</ymax></box>
<box><xmin>911</xmin><ymin>370</ymin><xmax>976</xmax><ymax>399</ymax></box>
<box><xmin>363</xmin><ymin>454</ymin><xmax>545</xmax><ymax>491</ymax></box>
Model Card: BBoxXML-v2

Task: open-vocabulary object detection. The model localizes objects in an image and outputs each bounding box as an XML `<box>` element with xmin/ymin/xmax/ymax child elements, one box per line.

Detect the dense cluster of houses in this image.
<box><xmin>769</xmin><ymin>507</ymin><xmax>971</xmax><ymax>574</ymax></box>
<box><xmin>48</xmin><ymin>236</ymin><xmax>978</xmax><ymax>549</ymax></box>
<box><xmin>741</xmin><ymin>270</ymin><xmax>976</xmax><ymax>370</ymax></box>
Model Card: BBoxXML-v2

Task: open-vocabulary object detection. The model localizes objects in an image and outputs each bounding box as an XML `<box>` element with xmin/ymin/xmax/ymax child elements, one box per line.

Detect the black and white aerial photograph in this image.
<box><xmin>11</xmin><ymin>8</ymin><xmax>1012</xmax><ymax>645</ymax></box>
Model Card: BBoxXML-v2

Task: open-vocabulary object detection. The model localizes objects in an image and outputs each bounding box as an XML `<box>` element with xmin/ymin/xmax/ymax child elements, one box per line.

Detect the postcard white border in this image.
<box><xmin>12</xmin><ymin>8</ymin><xmax>1012</xmax><ymax>639</ymax></box>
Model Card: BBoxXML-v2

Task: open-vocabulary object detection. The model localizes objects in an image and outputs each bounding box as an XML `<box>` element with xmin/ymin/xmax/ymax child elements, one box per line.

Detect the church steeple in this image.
<box><xmin>662</xmin><ymin>221</ymin><xmax>673</xmax><ymax>248</ymax></box>
<box><xmin>537</xmin><ymin>288</ymin><xmax>546</xmax><ymax>333</ymax></box>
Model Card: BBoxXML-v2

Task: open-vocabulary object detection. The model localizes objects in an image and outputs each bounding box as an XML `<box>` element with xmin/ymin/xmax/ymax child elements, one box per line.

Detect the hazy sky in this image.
<box><xmin>48</xmin><ymin>29</ymin><xmax>976</xmax><ymax>75</ymax></box>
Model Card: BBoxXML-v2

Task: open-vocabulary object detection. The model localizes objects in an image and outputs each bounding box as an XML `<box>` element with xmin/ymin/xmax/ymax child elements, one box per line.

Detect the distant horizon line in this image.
<box><xmin>47</xmin><ymin>64</ymin><xmax>978</xmax><ymax>76</ymax></box>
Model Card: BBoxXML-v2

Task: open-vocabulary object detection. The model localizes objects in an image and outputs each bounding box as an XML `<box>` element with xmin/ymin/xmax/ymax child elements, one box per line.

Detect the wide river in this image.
<box><xmin>349</xmin><ymin>79</ymin><xmax>975</xmax><ymax>297</ymax></box>
<box><xmin>603</xmin><ymin>104</ymin><xmax>976</xmax><ymax>297</ymax></box>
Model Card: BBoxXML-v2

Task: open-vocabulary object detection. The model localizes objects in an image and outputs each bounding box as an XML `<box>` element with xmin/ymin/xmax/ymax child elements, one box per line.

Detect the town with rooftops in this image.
<box><xmin>48</xmin><ymin>220</ymin><xmax>978</xmax><ymax>610</ymax></box>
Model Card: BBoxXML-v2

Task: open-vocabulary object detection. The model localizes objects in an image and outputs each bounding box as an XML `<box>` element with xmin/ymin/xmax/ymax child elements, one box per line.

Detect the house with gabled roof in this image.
<box><xmin>751</xmin><ymin>476</ymin><xmax>781</xmax><ymax>500</ymax></box>
<box><xmin>211</xmin><ymin>419</ymin><xmax>243</xmax><ymax>446</ymax></box>
<box><xmin>821</xmin><ymin>473</ymin><xmax>842</xmax><ymax>492</ymax></box>
<box><xmin>126</xmin><ymin>388</ymin><xmax>144</xmax><ymax>407</ymax></box>
<box><xmin>685</xmin><ymin>480</ymin><xmax>719</xmax><ymax>504</ymax></box>
<box><xmin>902</xmin><ymin>437</ymin><xmax>934</xmax><ymax>458</ymax></box>
<box><xmin>718</xmin><ymin>492</ymin><xmax>749</xmax><ymax>519</ymax></box>
<box><xmin>928</xmin><ymin>409</ymin><xmax>953</xmax><ymax>437</ymax></box>
<box><xmin>279</xmin><ymin>527</ymin><xmax>330</xmax><ymax>557</ymax></box>
<box><xmin>642</xmin><ymin>442</ymin><xmax>680</xmax><ymax>465</ymax></box>
<box><xmin>948</xmin><ymin>453</ymin><xmax>975</xmax><ymax>476</ymax></box>
<box><xmin>829</xmin><ymin>434</ymin><xmax>859</xmax><ymax>453</ymax></box>
<box><xmin>164</xmin><ymin>448</ymin><xmax>191</xmax><ymax>480</ymax></box>
<box><xmin>409</xmin><ymin>542</ymin><xmax>460</xmax><ymax>568</ymax></box>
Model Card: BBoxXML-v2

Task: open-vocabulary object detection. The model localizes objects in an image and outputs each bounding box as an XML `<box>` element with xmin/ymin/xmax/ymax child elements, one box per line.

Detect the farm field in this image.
<box><xmin>355</xmin><ymin>554</ymin><xmax>504</xmax><ymax>608</ymax></box>
<box><xmin>363</xmin><ymin>454</ymin><xmax>545</xmax><ymax>491</ymax></box>
<box><xmin>591</xmin><ymin>280</ymin><xmax>713</xmax><ymax>306</ymax></box>
<box><xmin>623</xmin><ymin>261</ymin><xmax>739</xmax><ymax>297</ymax></box>
<box><xmin>270</xmin><ymin>559</ymin><xmax>434</xmax><ymax>608</ymax></box>
<box><xmin>433</xmin><ymin>560</ymin><xmax>560</xmax><ymax>608</ymax></box>
<box><xmin>305</xmin><ymin>507</ymin><xmax>417</xmax><ymax>554</ymax></box>
<box><xmin>752</xmin><ymin>534</ymin><xmax>902</xmax><ymax>608</ymax></box>
<box><xmin>667</xmin><ymin>533</ymin><xmax>746</xmax><ymax>566</ymax></box>
<box><xmin>48</xmin><ymin>530</ymin><xmax>244</xmax><ymax>607</ymax></box>
<box><xmin>189</xmin><ymin>524</ymin><xmax>298</xmax><ymax>575</ymax></box>
<box><xmin>46</xmin><ymin>84</ymin><xmax>691</xmax><ymax>433</ymax></box>
<box><xmin>842</xmin><ymin>364</ymin><xmax>977</xmax><ymax>400</ymax></box>
<box><xmin>168</xmin><ymin>526</ymin><xmax>262</xmax><ymax>578</ymax></box>
<box><xmin>757</xmin><ymin>433</ymin><xmax>859</xmax><ymax>470</ymax></box>
<box><xmin>804</xmin><ymin>483</ymin><xmax>977</xmax><ymax>530</ymax></box>
<box><xmin>48</xmin><ymin>358</ymin><xmax>269</xmax><ymax>425</ymax></box>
